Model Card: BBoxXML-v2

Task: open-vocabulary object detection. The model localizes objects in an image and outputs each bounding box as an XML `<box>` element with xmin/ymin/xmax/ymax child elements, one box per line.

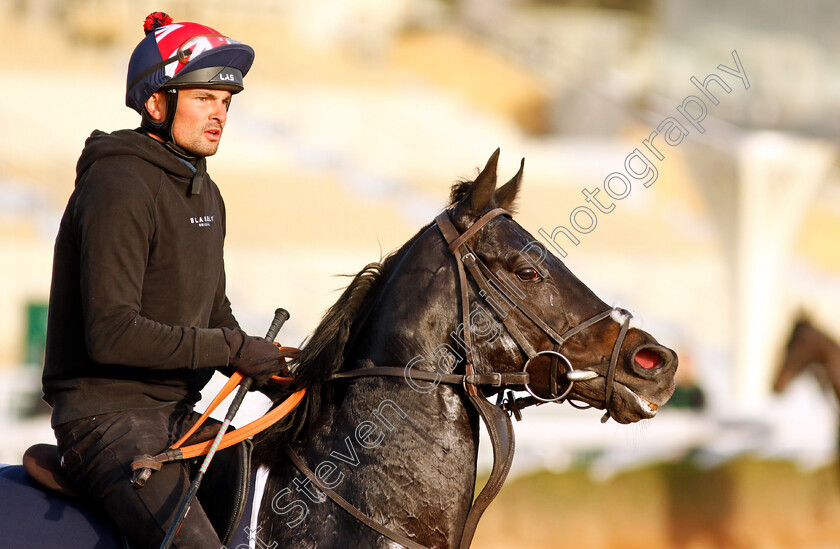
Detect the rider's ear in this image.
<box><xmin>144</xmin><ymin>91</ymin><xmax>167</xmax><ymax>123</ymax></box>
<box><xmin>493</xmin><ymin>157</ymin><xmax>524</xmax><ymax>213</ymax></box>
<box><xmin>453</xmin><ymin>148</ymin><xmax>499</xmax><ymax>222</ymax></box>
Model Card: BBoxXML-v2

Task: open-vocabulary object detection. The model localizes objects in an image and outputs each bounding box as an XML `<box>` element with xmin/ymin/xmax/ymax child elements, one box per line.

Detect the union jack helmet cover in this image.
<box><xmin>126</xmin><ymin>12</ymin><xmax>255</xmax><ymax>112</ymax></box>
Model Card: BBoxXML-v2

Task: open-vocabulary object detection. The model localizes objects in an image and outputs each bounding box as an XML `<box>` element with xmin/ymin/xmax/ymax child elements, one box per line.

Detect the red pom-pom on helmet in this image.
<box><xmin>143</xmin><ymin>12</ymin><xmax>173</xmax><ymax>35</ymax></box>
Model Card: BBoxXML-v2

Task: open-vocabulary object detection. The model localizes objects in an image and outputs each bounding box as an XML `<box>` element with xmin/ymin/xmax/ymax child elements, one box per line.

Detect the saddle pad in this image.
<box><xmin>0</xmin><ymin>463</ymin><xmax>262</xmax><ymax>549</ymax></box>
<box><xmin>0</xmin><ymin>464</ymin><xmax>122</xmax><ymax>548</ymax></box>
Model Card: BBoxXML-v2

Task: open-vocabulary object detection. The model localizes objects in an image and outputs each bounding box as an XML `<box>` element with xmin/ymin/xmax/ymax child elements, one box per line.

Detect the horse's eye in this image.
<box><xmin>516</xmin><ymin>268</ymin><xmax>541</xmax><ymax>281</ymax></box>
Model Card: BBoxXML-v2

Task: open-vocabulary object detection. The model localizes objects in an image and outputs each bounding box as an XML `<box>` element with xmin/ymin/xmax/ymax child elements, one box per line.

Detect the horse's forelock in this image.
<box><xmin>449</xmin><ymin>180</ymin><xmax>473</xmax><ymax>207</ymax></box>
<box><xmin>448</xmin><ymin>179</ymin><xmax>520</xmax><ymax>214</ymax></box>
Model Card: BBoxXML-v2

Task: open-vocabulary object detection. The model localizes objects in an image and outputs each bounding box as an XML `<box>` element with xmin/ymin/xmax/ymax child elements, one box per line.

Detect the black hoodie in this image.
<box><xmin>43</xmin><ymin>129</ymin><xmax>238</xmax><ymax>427</ymax></box>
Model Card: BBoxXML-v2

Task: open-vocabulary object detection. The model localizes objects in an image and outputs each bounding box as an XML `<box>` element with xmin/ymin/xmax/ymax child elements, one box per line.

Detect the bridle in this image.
<box><xmin>285</xmin><ymin>207</ymin><xmax>634</xmax><ymax>549</ymax></box>
<box><xmin>433</xmin><ymin>208</ymin><xmax>633</xmax><ymax>417</ymax></box>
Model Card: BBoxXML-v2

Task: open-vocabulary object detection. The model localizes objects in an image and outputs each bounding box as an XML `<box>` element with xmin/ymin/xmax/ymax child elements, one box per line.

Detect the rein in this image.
<box><xmin>130</xmin><ymin>351</ymin><xmax>305</xmax><ymax>487</ymax></box>
<box><xmin>289</xmin><ymin>208</ymin><xmax>633</xmax><ymax>549</ymax></box>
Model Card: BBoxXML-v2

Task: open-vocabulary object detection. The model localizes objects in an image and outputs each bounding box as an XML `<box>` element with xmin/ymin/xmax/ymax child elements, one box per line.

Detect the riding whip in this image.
<box><xmin>159</xmin><ymin>308</ymin><xmax>290</xmax><ymax>549</ymax></box>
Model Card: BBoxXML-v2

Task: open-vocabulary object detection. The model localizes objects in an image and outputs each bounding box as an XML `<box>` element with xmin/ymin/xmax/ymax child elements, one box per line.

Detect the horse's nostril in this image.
<box><xmin>634</xmin><ymin>348</ymin><xmax>662</xmax><ymax>370</ymax></box>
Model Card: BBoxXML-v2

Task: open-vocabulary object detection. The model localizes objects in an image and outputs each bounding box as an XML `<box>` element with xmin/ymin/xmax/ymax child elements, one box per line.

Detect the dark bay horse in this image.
<box><xmin>251</xmin><ymin>150</ymin><xmax>678</xmax><ymax>548</ymax></box>
<box><xmin>0</xmin><ymin>150</ymin><xmax>678</xmax><ymax>549</ymax></box>
<box><xmin>774</xmin><ymin>316</ymin><xmax>840</xmax><ymax>402</ymax></box>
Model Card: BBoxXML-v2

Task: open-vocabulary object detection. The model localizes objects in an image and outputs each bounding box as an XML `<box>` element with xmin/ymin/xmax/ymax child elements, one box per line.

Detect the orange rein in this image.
<box><xmin>171</xmin><ymin>345</ymin><xmax>304</xmax><ymax>459</ymax></box>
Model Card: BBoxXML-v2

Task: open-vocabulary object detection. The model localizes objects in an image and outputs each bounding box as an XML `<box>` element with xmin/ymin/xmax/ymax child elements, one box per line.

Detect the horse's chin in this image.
<box><xmin>608</xmin><ymin>383</ymin><xmax>660</xmax><ymax>424</ymax></box>
<box><xmin>569</xmin><ymin>380</ymin><xmax>661</xmax><ymax>424</ymax></box>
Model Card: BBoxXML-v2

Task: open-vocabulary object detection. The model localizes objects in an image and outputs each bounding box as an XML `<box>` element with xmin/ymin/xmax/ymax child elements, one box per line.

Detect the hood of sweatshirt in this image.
<box><xmin>75</xmin><ymin>129</ymin><xmax>209</xmax><ymax>194</ymax></box>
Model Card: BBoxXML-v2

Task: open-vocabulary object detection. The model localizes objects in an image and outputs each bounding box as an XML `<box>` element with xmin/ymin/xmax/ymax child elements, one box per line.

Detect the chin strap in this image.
<box><xmin>140</xmin><ymin>89</ymin><xmax>207</xmax><ymax>195</ymax></box>
<box><xmin>141</xmin><ymin>89</ymin><xmax>178</xmax><ymax>142</ymax></box>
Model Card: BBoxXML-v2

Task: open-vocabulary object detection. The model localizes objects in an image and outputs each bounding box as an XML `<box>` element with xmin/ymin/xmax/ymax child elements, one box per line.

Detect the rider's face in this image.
<box><xmin>145</xmin><ymin>88</ymin><xmax>231</xmax><ymax>157</ymax></box>
<box><xmin>170</xmin><ymin>89</ymin><xmax>231</xmax><ymax>157</ymax></box>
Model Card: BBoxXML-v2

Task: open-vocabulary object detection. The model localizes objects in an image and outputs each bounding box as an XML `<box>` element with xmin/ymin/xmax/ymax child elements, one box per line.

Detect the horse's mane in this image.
<box><xmin>254</xmin><ymin>212</ymin><xmax>449</xmax><ymax>456</ymax></box>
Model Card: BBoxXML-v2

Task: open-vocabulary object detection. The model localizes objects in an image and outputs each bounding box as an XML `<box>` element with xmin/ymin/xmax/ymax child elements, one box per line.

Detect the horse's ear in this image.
<box><xmin>454</xmin><ymin>149</ymin><xmax>499</xmax><ymax>219</ymax></box>
<box><xmin>494</xmin><ymin>157</ymin><xmax>524</xmax><ymax>212</ymax></box>
<box><xmin>470</xmin><ymin>148</ymin><xmax>500</xmax><ymax>212</ymax></box>
<box><xmin>795</xmin><ymin>308</ymin><xmax>811</xmax><ymax>323</ymax></box>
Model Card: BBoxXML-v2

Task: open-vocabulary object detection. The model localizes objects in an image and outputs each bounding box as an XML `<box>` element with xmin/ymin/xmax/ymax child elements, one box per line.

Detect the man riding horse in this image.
<box><xmin>42</xmin><ymin>12</ymin><xmax>285</xmax><ymax>548</ymax></box>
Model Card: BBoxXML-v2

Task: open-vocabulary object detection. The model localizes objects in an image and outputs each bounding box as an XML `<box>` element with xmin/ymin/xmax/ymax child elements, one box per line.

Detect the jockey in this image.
<box><xmin>42</xmin><ymin>12</ymin><xmax>281</xmax><ymax>548</ymax></box>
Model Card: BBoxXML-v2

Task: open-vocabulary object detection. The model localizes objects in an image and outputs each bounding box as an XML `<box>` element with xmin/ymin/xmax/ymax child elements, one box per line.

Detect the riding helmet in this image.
<box><xmin>125</xmin><ymin>12</ymin><xmax>255</xmax><ymax>113</ymax></box>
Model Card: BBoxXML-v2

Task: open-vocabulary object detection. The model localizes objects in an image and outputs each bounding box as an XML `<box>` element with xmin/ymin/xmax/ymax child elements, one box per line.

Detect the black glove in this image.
<box><xmin>221</xmin><ymin>327</ymin><xmax>284</xmax><ymax>386</ymax></box>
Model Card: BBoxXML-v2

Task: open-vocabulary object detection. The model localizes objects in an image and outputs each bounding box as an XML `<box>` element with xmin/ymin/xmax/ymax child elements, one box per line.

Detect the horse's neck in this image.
<box><xmin>336</xmin><ymin>245</ymin><xmax>485</xmax><ymax>545</ymax></box>
<box><xmin>800</xmin><ymin>324</ymin><xmax>840</xmax><ymax>403</ymax></box>
<box><xmin>261</xmin><ymin>247</ymin><xmax>482</xmax><ymax>546</ymax></box>
<box><xmin>817</xmin><ymin>331</ymin><xmax>840</xmax><ymax>403</ymax></box>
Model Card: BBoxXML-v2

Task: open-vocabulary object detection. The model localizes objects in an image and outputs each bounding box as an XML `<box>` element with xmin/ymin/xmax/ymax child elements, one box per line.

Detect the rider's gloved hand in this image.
<box><xmin>221</xmin><ymin>327</ymin><xmax>284</xmax><ymax>386</ymax></box>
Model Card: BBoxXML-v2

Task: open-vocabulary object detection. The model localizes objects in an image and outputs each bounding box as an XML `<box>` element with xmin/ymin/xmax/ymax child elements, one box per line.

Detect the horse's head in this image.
<box><xmin>447</xmin><ymin>149</ymin><xmax>678</xmax><ymax>424</ymax></box>
<box><xmin>774</xmin><ymin>317</ymin><xmax>818</xmax><ymax>393</ymax></box>
<box><xmin>773</xmin><ymin>316</ymin><xmax>840</xmax><ymax>402</ymax></box>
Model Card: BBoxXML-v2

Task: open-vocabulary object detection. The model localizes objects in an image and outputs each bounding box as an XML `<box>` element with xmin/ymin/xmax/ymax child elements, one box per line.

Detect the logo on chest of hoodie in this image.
<box><xmin>190</xmin><ymin>215</ymin><xmax>215</xmax><ymax>228</ymax></box>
